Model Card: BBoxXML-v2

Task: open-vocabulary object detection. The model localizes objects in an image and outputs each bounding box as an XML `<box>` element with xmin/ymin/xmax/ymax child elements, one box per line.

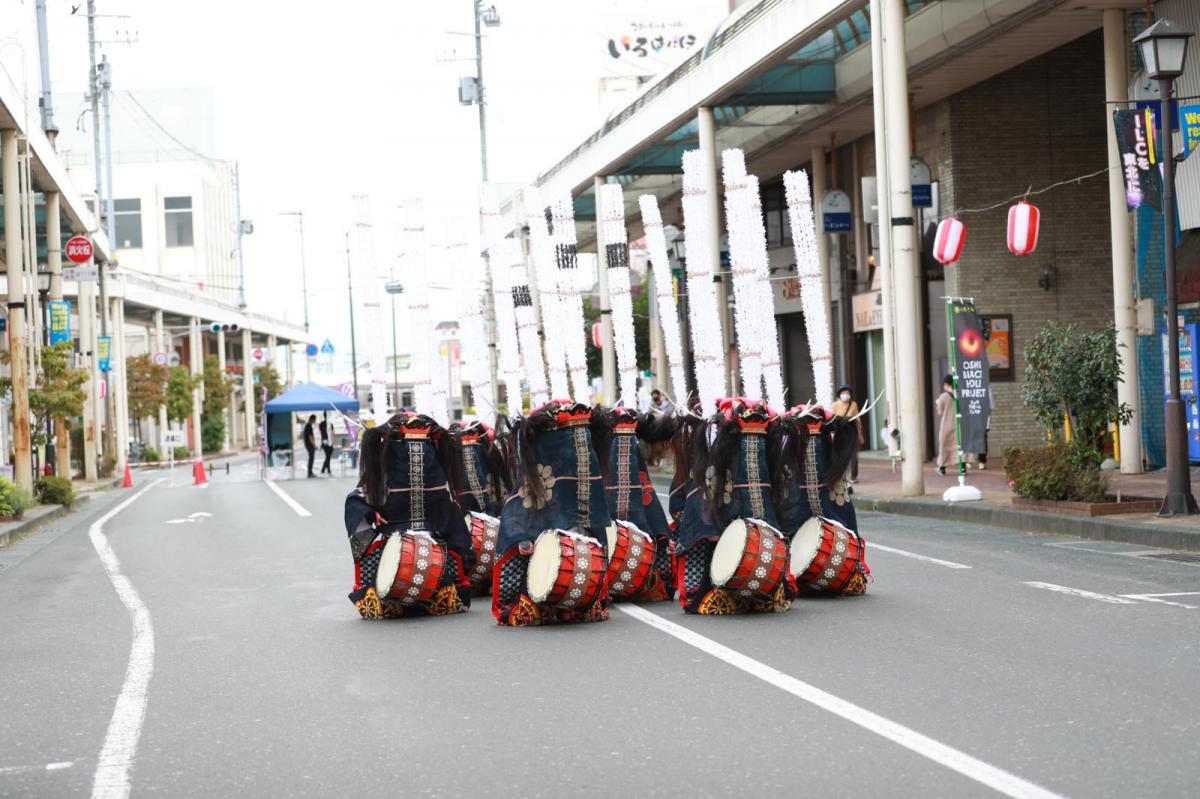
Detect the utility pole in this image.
<box><xmin>280</xmin><ymin>211</ymin><xmax>310</xmax><ymax>381</ymax></box>
<box><xmin>35</xmin><ymin>0</ymin><xmax>57</xmax><ymax>141</ymax></box>
<box><xmin>2</xmin><ymin>132</ymin><xmax>32</xmax><ymax>492</ymax></box>
<box><xmin>474</xmin><ymin>0</ymin><xmax>489</xmax><ymax>181</ymax></box>
<box><xmin>234</xmin><ymin>162</ymin><xmax>247</xmax><ymax>309</ymax></box>
<box><xmin>470</xmin><ymin>1</ymin><xmax>501</xmax><ymax>411</ymax></box>
<box><xmin>346</xmin><ymin>232</ymin><xmax>360</xmax><ymax>403</ymax></box>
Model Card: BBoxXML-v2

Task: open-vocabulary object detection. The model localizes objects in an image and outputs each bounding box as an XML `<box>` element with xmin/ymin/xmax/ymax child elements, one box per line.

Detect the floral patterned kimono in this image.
<box><xmin>775</xmin><ymin>407</ymin><xmax>869</xmax><ymax>596</ymax></box>
<box><xmin>603</xmin><ymin>409</ymin><xmax>673</xmax><ymax>602</ymax></box>
<box><xmin>676</xmin><ymin>402</ymin><xmax>791</xmax><ymax>615</ymax></box>
<box><xmin>492</xmin><ymin>402</ymin><xmax>613</xmax><ymax>626</ymax></box>
<box><xmin>344</xmin><ymin>414</ymin><xmax>473</xmax><ymax>619</ymax></box>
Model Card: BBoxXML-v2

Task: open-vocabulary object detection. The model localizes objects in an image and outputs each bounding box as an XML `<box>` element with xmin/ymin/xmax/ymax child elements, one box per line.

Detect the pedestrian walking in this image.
<box><xmin>319</xmin><ymin>413</ymin><xmax>333</xmax><ymax>475</ymax></box>
<box><xmin>831</xmin><ymin>383</ymin><xmax>864</xmax><ymax>481</ymax></box>
<box><xmin>303</xmin><ymin>414</ymin><xmax>317</xmax><ymax>478</ymax></box>
<box><xmin>934</xmin><ymin>375</ymin><xmax>956</xmax><ymax>475</ymax></box>
<box><xmin>975</xmin><ymin>386</ymin><xmax>994</xmax><ymax>470</ymax></box>
<box><xmin>651</xmin><ymin>388</ymin><xmax>673</xmax><ymax>414</ymax></box>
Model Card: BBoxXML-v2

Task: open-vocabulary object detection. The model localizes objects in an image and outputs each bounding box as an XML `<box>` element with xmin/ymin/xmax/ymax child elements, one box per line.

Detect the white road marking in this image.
<box><xmin>1119</xmin><ymin>592</ymin><xmax>1200</xmax><ymax>609</ymax></box>
<box><xmin>618</xmin><ymin>605</ymin><xmax>1065</xmax><ymax>799</ymax></box>
<box><xmin>868</xmin><ymin>543</ymin><xmax>972</xmax><ymax>570</ymax></box>
<box><xmin>88</xmin><ymin>480</ymin><xmax>163</xmax><ymax>799</ymax></box>
<box><xmin>0</xmin><ymin>762</ymin><xmax>74</xmax><ymax>776</ymax></box>
<box><xmin>187</xmin><ymin>512</ymin><xmax>212</xmax><ymax>518</ymax></box>
<box><xmin>1024</xmin><ymin>581</ymin><xmax>1136</xmax><ymax>604</ymax></box>
<box><xmin>265</xmin><ymin>480</ymin><xmax>311</xmax><ymax>517</ymax></box>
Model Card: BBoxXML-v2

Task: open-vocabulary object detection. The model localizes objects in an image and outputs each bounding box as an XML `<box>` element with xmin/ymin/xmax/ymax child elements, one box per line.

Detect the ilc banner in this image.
<box><xmin>1112</xmin><ymin>108</ymin><xmax>1162</xmax><ymax>211</ymax></box>
<box><xmin>948</xmin><ymin>299</ymin><xmax>990</xmax><ymax>455</ymax></box>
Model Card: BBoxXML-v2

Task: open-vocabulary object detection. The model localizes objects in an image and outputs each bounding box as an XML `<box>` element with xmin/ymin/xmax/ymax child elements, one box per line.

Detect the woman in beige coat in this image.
<box><xmin>934</xmin><ymin>375</ymin><xmax>957</xmax><ymax>475</ymax></box>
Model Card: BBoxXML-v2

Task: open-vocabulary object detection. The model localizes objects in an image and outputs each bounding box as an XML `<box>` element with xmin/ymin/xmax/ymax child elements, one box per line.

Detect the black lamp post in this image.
<box><xmin>1134</xmin><ymin>17</ymin><xmax>1196</xmax><ymax>515</ymax></box>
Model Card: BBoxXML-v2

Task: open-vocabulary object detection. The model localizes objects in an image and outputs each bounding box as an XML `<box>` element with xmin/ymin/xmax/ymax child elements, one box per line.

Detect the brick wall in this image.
<box><xmin>944</xmin><ymin>30</ymin><xmax>1113</xmax><ymax>454</ymax></box>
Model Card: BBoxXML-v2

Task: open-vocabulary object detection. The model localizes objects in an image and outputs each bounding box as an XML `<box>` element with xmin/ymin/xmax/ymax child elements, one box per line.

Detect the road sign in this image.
<box><xmin>320</xmin><ymin>339</ymin><xmax>335</xmax><ymax>355</ymax></box>
<box><xmin>337</xmin><ymin>381</ymin><xmax>356</xmax><ymax>398</ymax></box>
<box><xmin>168</xmin><ymin>352</ymin><xmax>181</xmax><ymax>368</ymax></box>
<box><xmin>305</xmin><ymin>343</ymin><xmax>319</xmax><ymax>358</ymax></box>
<box><xmin>252</xmin><ymin>347</ymin><xmax>266</xmax><ymax>365</ymax></box>
<box><xmin>821</xmin><ymin>189</ymin><xmax>853</xmax><ymax>233</ymax></box>
<box><xmin>152</xmin><ymin>352</ymin><xmax>168</xmax><ymax>367</ymax></box>
<box><xmin>162</xmin><ymin>430</ymin><xmax>186</xmax><ymax>448</ymax></box>
<box><xmin>65</xmin><ymin>236</ymin><xmax>93</xmax><ymax>264</ymax></box>
<box><xmin>62</xmin><ymin>266</ymin><xmax>98</xmax><ymax>282</ymax></box>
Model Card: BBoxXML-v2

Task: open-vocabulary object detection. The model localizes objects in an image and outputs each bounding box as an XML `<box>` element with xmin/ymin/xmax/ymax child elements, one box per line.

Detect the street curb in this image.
<box><xmin>0</xmin><ymin>494</ymin><xmax>94</xmax><ymax>550</ymax></box>
<box><xmin>856</xmin><ymin>495</ymin><xmax>1200</xmax><ymax>551</ymax></box>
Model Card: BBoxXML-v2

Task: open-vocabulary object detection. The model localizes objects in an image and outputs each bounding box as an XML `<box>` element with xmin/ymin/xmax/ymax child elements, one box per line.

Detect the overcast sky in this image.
<box><xmin>4</xmin><ymin>0</ymin><xmax>727</xmax><ymax>365</ymax></box>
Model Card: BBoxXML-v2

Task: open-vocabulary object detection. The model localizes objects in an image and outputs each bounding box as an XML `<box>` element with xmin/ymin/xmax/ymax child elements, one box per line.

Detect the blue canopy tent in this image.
<box><xmin>262</xmin><ymin>383</ymin><xmax>360</xmax><ymax>477</ymax></box>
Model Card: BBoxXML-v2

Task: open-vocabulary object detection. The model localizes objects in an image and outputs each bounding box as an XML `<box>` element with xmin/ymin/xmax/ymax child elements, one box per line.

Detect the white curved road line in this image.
<box><xmin>618</xmin><ymin>605</ymin><xmax>1066</xmax><ymax>799</ymax></box>
<box><xmin>265</xmin><ymin>480</ymin><xmax>311</xmax><ymax>517</ymax></box>
<box><xmin>88</xmin><ymin>480</ymin><xmax>163</xmax><ymax>799</ymax></box>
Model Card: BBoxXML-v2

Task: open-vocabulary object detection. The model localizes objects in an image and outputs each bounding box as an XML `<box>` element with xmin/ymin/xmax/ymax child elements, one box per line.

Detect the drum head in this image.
<box><xmin>789</xmin><ymin>517</ymin><xmax>825</xmax><ymax>576</ymax></box>
<box><xmin>710</xmin><ymin>519</ymin><xmax>749</xmax><ymax>586</ymax></box>
<box><xmin>375</xmin><ymin>533</ymin><xmax>404</xmax><ymax>597</ymax></box>
<box><xmin>526</xmin><ymin>531</ymin><xmax>563</xmax><ymax>602</ymax></box>
<box><xmin>605</xmin><ymin>523</ymin><xmax>619</xmax><ymax>561</ymax></box>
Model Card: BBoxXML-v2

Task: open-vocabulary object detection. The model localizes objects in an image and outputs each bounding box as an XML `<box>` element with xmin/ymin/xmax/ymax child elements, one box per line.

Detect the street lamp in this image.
<box><xmin>385</xmin><ymin>281</ymin><xmax>405</xmax><ymax>411</ymax></box>
<box><xmin>1133</xmin><ymin>17</ymin><xmax>1196</xmax><ymax>515</ymax></box>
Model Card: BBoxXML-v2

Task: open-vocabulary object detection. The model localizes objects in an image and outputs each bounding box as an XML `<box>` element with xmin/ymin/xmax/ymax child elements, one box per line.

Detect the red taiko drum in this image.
<box><xmin>466</xmin><ymin>512</ymin><xmax>500</xmax><ymax>584</ymax></box>
<box><xmin>376</xmin><ymin>531</ymin><xmax>446</xmax><ymax>606</ymax></box>
<box><xmin>605</xmin><ymin>520</ymin><xmax>656</xmax><ymax>598</ymax></box>
<box><xmin>789</xmin><ymin>517</ymin><xmax>864</xmax><ymax>593</ymax></box>
<box><xmin>710</xmin><ymin>518</ymin><xmax>787</xmax><ymax>600</ymax></box>
<box><xmin>526</xmin><ymin>530</ymin><xmax>607</xmax><ymax>610</ymax></box>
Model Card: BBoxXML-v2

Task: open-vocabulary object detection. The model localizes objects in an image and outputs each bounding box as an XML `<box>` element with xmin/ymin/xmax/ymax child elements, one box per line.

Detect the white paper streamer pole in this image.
<box><xmin>480</xmin><ymin>184</ymin><xmax>521</xmax><ymax>412</ymax></box>
<box><xmin>504</xmin><ymin>236</ymin><xmax>549</xmax><ymax>408</ymax></box>
<box><xmin>549</xmin><ymin>193</ymin><xmax>590</xmax><ymax>404</ymax></box>
<box><xmin>680</xmin><ymin>149</ymin><xmax>727</xmax><ymax>415</ymax></box>
<box><xmin>638</xmin><ymin>194</ymin><xmax>687</xmax><ymax>407</ymax></box>
<box><xmin>399</xmin><ymin>198</ymin><xmax>437</xmax><ymax>419</ymax></box>
<box><xmin>523</xmin><ymin>187</ymin><xmax>570</xmax><ymax>400</ymax></box>
<box><xmin>458</xmin><ymin>250</ymin><xmax>495</xmax><ymax>424</ymax></box>
<box><xmin>597</xmin><ymin>183</ymin><xmax>638</xmax><ymax>408</ymax></box>
<box><xmin>721</xmin><ymin>149</ymin><xmax>764</xmax><ymax>402</ymax></box>
<box><xmin>745</xmin><ymin>174</ymin><xmax>786</xmax><ymax>410</ymax></box>
<box><xmin>784</xmin><ymin>169</ymin><xmax>834</xmax><ymax>410</ymax></box>
<box><xmin>349</xmin><ymin>195</ymin><xmax>390</xmax><ymax>422</ymax></box>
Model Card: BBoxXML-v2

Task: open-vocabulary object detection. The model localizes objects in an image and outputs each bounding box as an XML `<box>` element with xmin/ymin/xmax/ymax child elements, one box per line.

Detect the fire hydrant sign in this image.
<box><xmin>65</xmin><ymin>236</ymin><xmax>93</xmax><ymax>264</ymax></box>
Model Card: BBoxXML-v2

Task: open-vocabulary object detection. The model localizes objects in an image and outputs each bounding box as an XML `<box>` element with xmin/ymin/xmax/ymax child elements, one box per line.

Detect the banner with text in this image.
<box><xmin>1112</xmin><ymin>108</ymin><xmax>1162</xmax><ymax>211</ymax></box>
<box><xmin>49</xmin><ymin>301</ymin><xmax>71</xmax><ymax>345</ymax></box>
<box><xmin>97</xmin><ymin>335</ymin><xmax>111</xmax><ymax>372</ymax></box>
<box><xmin>948</xmin><ymin>299</ymin><xmax>990</xmax><ymax>455</ymax></box>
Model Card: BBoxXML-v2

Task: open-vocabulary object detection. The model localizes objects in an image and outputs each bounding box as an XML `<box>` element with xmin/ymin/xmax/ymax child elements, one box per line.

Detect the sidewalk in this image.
<box><xmin>853</xmin><ymin>452</ymin><xmax>1200</xmax><ymax>551</ymax></box>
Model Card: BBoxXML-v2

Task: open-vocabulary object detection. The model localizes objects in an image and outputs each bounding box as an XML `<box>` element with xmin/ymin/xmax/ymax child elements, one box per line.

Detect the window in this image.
<box><xmin>164</xmin><ymin>196</ymin><xmax>193</xmax><ymax>247</ymax></box>
<box><xmin>113</xmin><ymin>198</ymin><xmax>142</xmax><ymax>249</ymax></box>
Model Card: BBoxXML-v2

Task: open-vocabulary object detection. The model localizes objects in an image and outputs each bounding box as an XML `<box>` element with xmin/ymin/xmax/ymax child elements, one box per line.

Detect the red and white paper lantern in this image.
<box><xmin>932</xmin><ymin>217</ymin><xmax>967</xmax><ymax>265</ymax></box>
<box><xmin>592</xmin><ymin>321</ymin><xmax>603</xmax><ymax>349</ymax></box>
<box><xmin>1006</xmin><ymin>200</ymin><xmax>1040</xmax><ymax>257</ymax></box>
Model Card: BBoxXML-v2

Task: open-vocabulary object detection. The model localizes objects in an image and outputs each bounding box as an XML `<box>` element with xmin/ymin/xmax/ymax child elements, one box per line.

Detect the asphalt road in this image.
<box><xmin>1</xmin><ymin>462</ymin><xmax>1198</xmax><ymax>798</ymax></box>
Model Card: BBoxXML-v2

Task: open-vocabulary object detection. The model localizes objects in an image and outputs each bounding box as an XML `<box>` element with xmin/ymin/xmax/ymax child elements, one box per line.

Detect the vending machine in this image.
<box><xmin>1163</xmin><ymin>322</ymin><xmax>1200</xmax><ymax>462</ymax></box>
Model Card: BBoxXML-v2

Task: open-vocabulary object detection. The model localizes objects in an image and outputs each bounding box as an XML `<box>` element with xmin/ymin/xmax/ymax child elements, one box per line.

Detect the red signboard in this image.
<box><xmin>65</xmin><ymin>236</ymin><xmax>93</xmax><ymax>264</ymax></box>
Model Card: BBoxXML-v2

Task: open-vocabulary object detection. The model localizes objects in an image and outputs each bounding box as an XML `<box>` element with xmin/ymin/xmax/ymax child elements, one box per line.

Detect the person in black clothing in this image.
<box><xmin>303</xmin><ymin>414</ymin><xmax>317</xmax><ymax>478</ymax></box>
<box><xmin>319</xmin><ymin>414</ymin><xmax>334</xmax><ymax>475</ymax></box>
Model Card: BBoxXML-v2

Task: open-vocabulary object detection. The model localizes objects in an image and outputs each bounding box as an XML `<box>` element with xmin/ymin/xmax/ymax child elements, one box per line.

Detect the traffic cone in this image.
<box><xmin>193</xmin><ymin>459</ymin><xmax>208</xmax><ymax>486</ymax></box>
<box><xmin>121</xmin><ymin>463</ymin><xmax>133</xmax><ymax>488</ymax></box>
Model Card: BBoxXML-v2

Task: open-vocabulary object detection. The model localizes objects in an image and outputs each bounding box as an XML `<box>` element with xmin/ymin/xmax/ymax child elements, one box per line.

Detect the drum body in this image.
<box><xmin>709</xmin><ymin>518</ymin><xmax>787</xmax><ymax>599</ymax></box>
<box><xmin>605</xmin><ymin>520</ymin><xmax>656</xmax><ymax>598</ymax></box>
<box><xmin>466</xmin><ymin>512</ymin><xmax>501</xmax><ymax>584</ymax></box>
<box><xmin>526</xmin><ymin>530</ymin><xmax>606</xmax><ymax>609</ymax></box>
<box><xmin>789</xmin><ymin>516</ymin><xmax>863</xmax><ymax>592</ymax></box>
<box><xmin>376</xmin><ymin>531</ymin><xmax>447</xmax><ymax>606</ymax></box>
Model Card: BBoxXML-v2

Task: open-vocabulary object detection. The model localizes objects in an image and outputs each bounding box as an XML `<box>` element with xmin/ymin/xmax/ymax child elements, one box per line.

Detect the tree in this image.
<box><xmin>166</xmin><ymin>366</ymin><xmax>198</xmax><ymax>424</ymax></box>
<box><xmin>582</xmin><ymin>291</ymin><xmax>650</xmax><ymax>381</ymax></box>
<box><xmin>254</xmin><ymin>363</ymin><xmax>284</xmax><ymax>402</ymax></box>
<box><xmin>1022</xmin><ymin>321</ymin><xmax>1132</xmax><ymax>464</ymax></box>
<box><xmin>127</xmin><ymin>353</ymin><xmax>166</xmax><ymax>423</ymax></box>
<box><xmin>200</xmin><ymin>356</ymin><xmax>232</xmax><ymax>451</ymax></box>
<box><xmin>0</xmin><ymin>342</ymin><xmax>88</xmax><ymax>449</ymax></box>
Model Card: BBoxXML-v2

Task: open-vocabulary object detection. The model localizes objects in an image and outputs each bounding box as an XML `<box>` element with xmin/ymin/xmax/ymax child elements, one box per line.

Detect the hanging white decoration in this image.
<box><xmin>596</xmin><ymin>183</ymin><xmax>638</xmax><ymax>408</ymax></box>
<box><xmin>680</xmin><ymin>149</ymin><xmax>727</xmax><ymax>415</ymax></box>
<box><xmin>397</xmin><ymin>198</ymin><xmax>437</xmax><ymax>419</ymax></box>
<box><xmin>479</xmin><ymin>183</ymin><xmax>522</xmax><ymax>413</ymax></box>
<box><xmin>549</xmin><ymin>192</ymin><xmax>590</xmax><ymax>404</ymax></box>
<box><xmin>523</xmin><ymin>186</ymin><xmax>571</xmax><ymax>400</ymax></box>
<box><xmin>744</xmin><ymin>174</ymin><xmax>787</xmax><ymax>410</ymax></box>
<box><xmin>504</xmin><ymin>236</ymin><xmax>549</xmax><ymax>408</ymax></box>
<box><xmin>783</xmin><ymin>169</ymin><xmax>834</xmax><ymax>410</ymax></box>
<box><xmin>638</xmin><ymin>193</ymin><xmax>688</xmax><ymax>408</ymax></box>
<box><xmin>458</xmin><ymin>250</ymin><xmax>495</xmax><ymax>424</ymax></box>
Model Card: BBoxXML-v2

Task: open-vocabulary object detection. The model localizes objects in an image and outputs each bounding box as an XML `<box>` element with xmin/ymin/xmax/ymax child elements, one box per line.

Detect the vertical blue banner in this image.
<box><xmin>49</xmin><ymin>300</ymin><xmax>71</xmax><ymax>345</ymax></box>
<box><xmin>97</xmin><ymin>335</ymin><xmax>112</xmax><ymax>372</ymax></box>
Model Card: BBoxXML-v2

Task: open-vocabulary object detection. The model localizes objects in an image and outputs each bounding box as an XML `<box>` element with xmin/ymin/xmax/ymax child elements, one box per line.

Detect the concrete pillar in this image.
<box><xmin>870</xmin><ymin>0</ymin><xmax>901</xmax><ymax>457</ymax></box>
<box><xmin>2</xmin><ymin>130</ymin><xmax>32</xmax><ymax>491</ymax></box>
<box><xmin>811</xmin><ymin>144</ymin><xmax>836</xmax><ymax>377</ymax></box>
<box><xmin>80</xmin><ymin>280</ymin><xmax>99</xmax><ymax>481</ymax></box>
<box><xmin>110</xmin><ymin>297</ymin><xmax>129</xmax><ymax>471</ymax></box>
<box><xmin>216</xmin><ymin>328</ymin><xmax>232</xmax><ymax>452</ymax></box>
<box><xmin>46</xmin><ymin>191</ymin><xmax>72</xmax><ymax>478</ymax></box>
<box><xmin>1104</xmin><ymin>9</ymin><xmax>1142</xmax><ymax>474</ymax></box>
<box><xmin>881</xmin><ymin>0</ymin><xmax>925</xmax><ymax>496</ymax></box>
<box><xmin>286</xmin><ymin>341</ymin><xmax>295</xmax><ymax>387</ymax></box>
<box><xmin>594</xmin><ymin>176</ymin><xmax>617</xmax><ymax>404</ymax></box>
<box><xmin>242</xmin><ymin>328</ymin><xmax>256</xmax><ymax>452</ymax></box>
<box><xmin>189</xmin><ymin>316</ymin><xmax>203</xmax><ymax>459</ymax></box>
<box><xmin>154</xmin><ymin>310</ymin><xmax>168</xmax><ymax>455</ymax></box>
<box><xmin>697</xmin><ymin>107</ymin><xmax>731</xmax><ymax>396</ymax></box>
